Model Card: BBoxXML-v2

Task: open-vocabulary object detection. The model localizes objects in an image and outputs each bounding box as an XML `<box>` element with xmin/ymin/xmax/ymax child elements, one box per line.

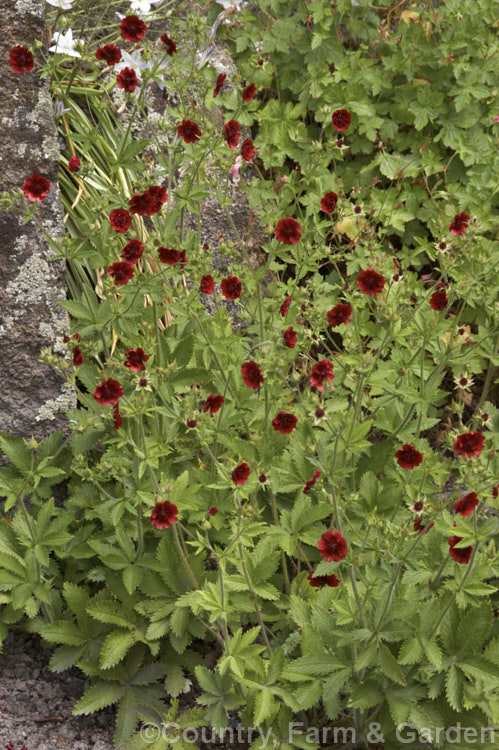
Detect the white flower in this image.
<box><xmin>46</xmin><ymin>0</ymin><xmax>75</xmax><ymax>8</ymax></box>
<box><xmin>216</xmin><ymin>0</ymin><xmax>246</xmax><ymax>8</ymax></box>
<box><xmin>127</xmin><ymin>0</ymin><xmax>163</xmax><ymax>16</ymax></box>
<box><xmin>49</xmin><ymin>29</ymin><xmax>82</xmax><ymax>57</ymax></box>
<box><xmin>114</xmin><ymin>49</ymin><xmax>149</xmax><ymax>81</ymax></box>
<box><xmin>146</xmin><ymin>56</ymin><xmax>170</xmax><ymax>91</ymax></box>
<box><xmin>229</xmin><ymin>155</ymin><xmax>242</xmax><ymax>183</ymax></box>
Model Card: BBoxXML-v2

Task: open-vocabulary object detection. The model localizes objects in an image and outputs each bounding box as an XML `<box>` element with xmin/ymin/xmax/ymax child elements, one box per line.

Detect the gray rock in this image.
<box><xmin>0</xmin><ymin>0</ymin><xmax>74</xmax><ymax>443</ymax></box>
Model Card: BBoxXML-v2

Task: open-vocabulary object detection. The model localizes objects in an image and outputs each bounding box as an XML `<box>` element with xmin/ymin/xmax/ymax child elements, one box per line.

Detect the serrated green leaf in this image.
<box><xmin>379</xmin><ymin>644</ymin><xmax>406</xmax><ymax>685</ymax></box>
<box><xmin>398</xmin><ymin>637</ymin><xmax>423</xmax><ymax>665</ymax></box>
<box><xmin>445</xmin><ymin>665</ymin><xmax>462</xmax><ymax>711</ymax></box>
<box><xmin>100</xmin><ymin>630</ymin><xmax>137</xmax><ymax>670</ymax></box>
<box><xmin>39</xmin><ymin>620</ymin><xmax>87</xmax><ymax>646</ymax></box>
<box><xmin>253</xmin><ymin>687</ymin><xmax>274</xmax><ymax>726</ymax></box>
<box><xmin>421</xmin><ymin>638</ymin><xmax>442</xmax><ymax>669</ymax></box>
<box><xmin>73</xmin><ymin>681</ymin><xmax>124</xmax><ymax>714</ymax></box>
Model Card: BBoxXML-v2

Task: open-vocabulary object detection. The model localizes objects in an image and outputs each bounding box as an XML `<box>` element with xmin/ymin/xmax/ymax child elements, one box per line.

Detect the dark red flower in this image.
<box><xmin>327</xmin><ymin>303</ymin><xmax>352</xmax><ymax>327</ymax></box>
<box><xmin>93</xmin><ymin>378</ymin><xmax>124</xmax><ymax>405</ymax></box>
<box><xmin>453</xmin><ymin>431</ymin><xmax>485</xmax><ymax>458</ymax></box>
<box><xmin>151</xmin><ymin>500</ymin><xmax>178</xmax><ymax>529</ymax></box>
<box><xmin>72</xmin><ymin>346</ymin><xmax>84</xmax><ymax>366</ymax></box>
<box><xmin>242</xmin><ymin>83</ymin><xmax>256</xmax><ymax>102</ymax></box>
<box><xmin>9</xmin><ymin>45</ymin><xmax>34</xmax><ymax>74</ymax></box>
<box><xmin>161</xmin><ymin>34</ymin><xmax>177</xmax><ymax>55</ymax></box>
<box><xmin>303</xmin><ymin>470</ymin><xmax>321</xmax><ymax>495</ymax></box>
<box><xmin>317</xmin><ymin>530</ymin><xmax>348</xmax><ymax>561</ymax></box>
<box><xmin>22</xmin><ymin>174</ymin><xmax>50</xmax><ymax>202</ymax></box>
<box><xmin>232</xmin><ymin>462</ymin><xmax>250</xmax><ymax>485</ymax></box>
<box><xmin>283</xmin><ymin>326</ymin><xmax>297</xmax><ymax>349</ymax></box>
<box><xmin>241</xmin><ymin>138</ymin><xmax>256</xmax><ymax>162</ymax></box>
<box><xmin>448</xmin><ymin>536</ymin><xmax>473</xmax><ymax>564</ymax></box>
<box><xmin>224</xmin><ymin>120</ymin><xmax>240</xmax><ymax>149</ymax></box>
<box><xmin>120</xmin><ymin>15</ymin><xmax>147</xmax><ymax>43</ymax></box>
<box><xmin>413</xmin><ymin>517</ymin><xmax>434</xmax><ymax>535</ymax></box>
<box><xmin>430</xmin><ymin>290</ymin><xmax>448</xmax><ymax>311</ymax></box>
<box><xmin>493</xmin><ymin>484</ymin><xmax>498</xmax><ymax>499</ymax></box>
<box><xmin>95</xmin><ymin>44</ymin><xmax>121</xmax><ymax>65</ymax></box>
<box><xmin>124</xmin><ymin>347</ymin><xmax>149</xmax><ymax>372</ymax></box>
<box><xmin>204</xmin><ymin>394</ymin><xmax>224</xmax><ymax>414</ymax></box>
<box><xmin>117</xmin><ymin>67</ymin><xmax>138</xmax><ymax>93</ymax></box>
<box><xmin>395</xmin><ymin>444</ymin><xmax>423</xmax><ymax>470</ymax></box>
<box><xmin>272</xmin><ymin>412</ymin><xmax>297</xmax><ymax>435</ymax></box>
<box><xmin>307</xmin><ymin>570</ymin><xmax>339</xmax><ymax>588</ymax></box>
<box><xmin>331</xmin><ymin>109</ymin><xmax>351</xmax><ymax>131</ymax></box>
<box><xmin>208</xmin><ymin>506</ymin><xmax>218</xmax><ymax>515</ymax></box>
<box><xmin>221</xmin><ymin>275</ymin><xmax>242</xmax><ymax>300</ymax></box>
<box><xmin>357</xmin><ymin>268</ymin><xmax>385</xmax><ymax>297</ymax></box>
<box><xmin>449</xmin><ymin>212</ymin><xmax>469</xmax><ymax>237</ymax></box>
<box><xmin>241</xmin><ymin>361</ymin><xmax>264</xmax><ymax>389</ymax></box>
<box><xmin>258</xmin><ymin>474</ymin><xmax>267</xmax><ymax>483</ymax></box>
<box><xmin>113</xmin><ymin>403</ymin><xmax>123</xmax><ymax>429</ymax></box>
<box><xmin>178</xmin><ymin>119</ymin><xmax>201</xmax><ymax>143</ymax></box>
<box><xmin>68</xmin><ymin>156</ymin><xmax>81</xmax><ymax>172</ymax></box>
<box><xmin>186</xmin><ymin>419</ymin><xmax>197</xmax><ymax>428</ymax></box>
<box><xmin>310</xmin><ymin>359</ymin><xmax>334</xmax><ymax>391</ymax></box>
<box><xmin>146</xmin><ymin>185</ymin><xmax>168</xmax><ymax>213</ymax></box>
<box><xmin>108</xmin><ymin>260</ymin><xmax>134</xmax><ymax>286</ymax></box>
<box><xmin>275</xmin><ymin>217</ymin><xmax>302</xmax><ymax>244</ymax></box>
<box><xmin>280</xmin><ymin>296</ymin><xmax>292</xmax><ymax>317</ymax></box>
<box><xmin>454</xmin><ymin>491</ymin><xmax>479</xmax><ymax>518</ymax></box>
<box><xmin>200</xmin><ymin>274</ymin><xmax>215</xmax><ymax>294</ymax></box>
<box><xmin>213</xmin><ymin>73</ymin><xmax>226</xmax><ymax>97</ymax></box>
<box><xmin>321</xmin><ymin>192</ymin><xmax>338</xmax><ymax>213</ymax></box>
<box><xmin>129</xmin><ymin>191</ymin><xmax>155</xmax><ymax>215</ymax></box>
<box><xmin>158</xmin><ymin>247</ymin><xmax>180</xmax><ymax>265</ymax></box>
<box><xmin>109</xmin><ymin>208</ymin><xmax>132</xmax><ymax>233</ymax></box>
<box><xmin>121</xmin><ymin>239</ymin><xmax>144</xmax><ymax>264</ymax></box>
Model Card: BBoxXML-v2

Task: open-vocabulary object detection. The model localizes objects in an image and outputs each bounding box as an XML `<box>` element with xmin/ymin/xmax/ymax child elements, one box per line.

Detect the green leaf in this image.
<box><xmin>359</xmin><ymin>471</ymin><xmax>378</xmax><ymax>508</ymax></box>
<box><xmin>445</xmin><ymin>665</ymin><xmax>462</xmax><ymax>711</ymax></box>
<box><xmin>420</xmin><ymin>638</ymin><xmax>442</xmax><ymax>669</ymax></box>
<box><xmin>398</xmin><ymin>637</ymin><xmax>423</xmax><ymax>665</ymax></box>
<box><xmin>87</xmin><ymin>600</ymin><xmax>135</xmax><ymax>629</ymax></box>
<box><xmin>39</xmin><ymin>620</ymin><xmax>87</xmax><ymax>647</ymax></box>
<box><xmin>460</xmin><ymin>656</ymin><xmax>499</xmax><ymax>683</ymax></box>
<box><xmin>355</xmin><ymin>641</ymin><xmax>378</xmax><ymax>671</ymax></box>
<box><xmin>379</xmin><ymin>644</ymin><xmax>406</xmax><ymax>685</ymax></box>
<box><xmin>0</xmin><ymin>435</ymin><xmax>32</xmax><ymax>473</ymax></box>
<box><xmin>123</xmin><ymin>565</ymin><xmax>143</xmax><ymax>595</ymax></box>
<box><xmin>350</xmin><ymin>679</ymin><xmax>383</xmax><ymax>709</ymax></box>
<box><xmin>253</xmin><ymin>687</ymin><xmax>274</xmax><ymax>726</ymax></box>
<box><xmin>73</xmin><ymin>681</ymin><xmax>124</xmax><ymax>714</ymax></box>
<box><xmin>100</xmin><ymin>630</ymin><xmax>137</xmax><ymax>670</ymax></box>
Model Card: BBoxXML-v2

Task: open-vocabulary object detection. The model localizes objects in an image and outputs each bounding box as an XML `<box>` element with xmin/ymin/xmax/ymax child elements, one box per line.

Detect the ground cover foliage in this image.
<box><xmin>1</xmin><ymin>0</ymin><xmax>499</xmax><ymax>748</ymax></box>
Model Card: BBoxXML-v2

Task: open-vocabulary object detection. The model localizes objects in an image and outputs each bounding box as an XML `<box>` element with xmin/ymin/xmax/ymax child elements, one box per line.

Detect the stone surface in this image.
<box><xmin>0</xmin><ymin>0</ymin><xmax>74</xmax><ymax>441</ymax></box>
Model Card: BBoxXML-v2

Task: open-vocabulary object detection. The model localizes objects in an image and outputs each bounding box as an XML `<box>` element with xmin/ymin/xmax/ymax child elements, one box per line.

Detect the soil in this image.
<box><xmin>0</xmin><ymin>630</ymin><xmax>115</xmax><ymax>749</ymax></box>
